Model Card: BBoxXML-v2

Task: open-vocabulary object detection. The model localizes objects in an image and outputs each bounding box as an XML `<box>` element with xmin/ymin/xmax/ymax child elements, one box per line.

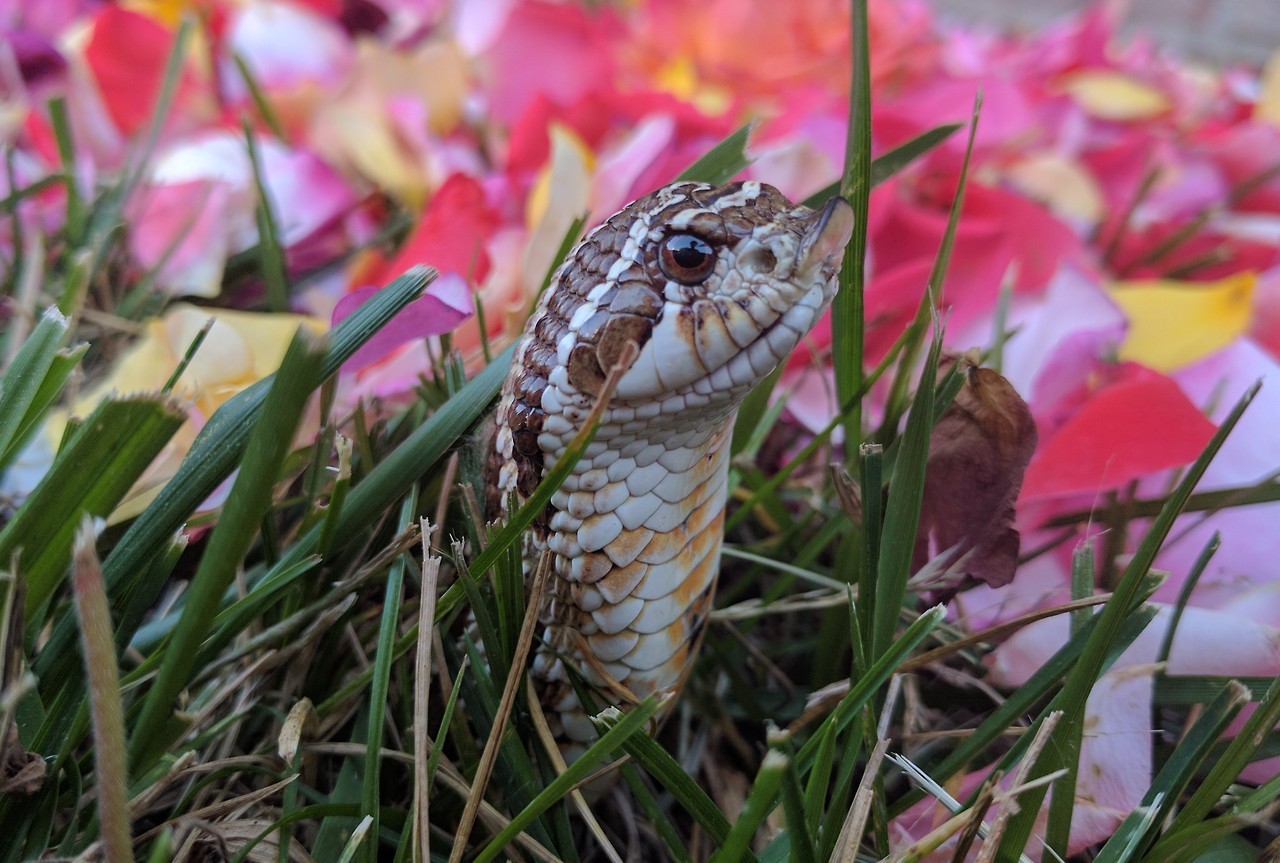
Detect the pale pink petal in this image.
<box><xmin>985</xmin><ymin>607</ymin><xmax>1280</xmax><ymax>846</ymax></box>
<box><xmin>1174</xmin><ymin>339</ymin><xmax>1280</xmax><ymax>485</ymax></box>
<box><xmin>127</xmin><ymin>179</ymin><xmax>235</xmax><ymax>298</ymax></box>
<box><xmin>0</xmin><ymin>0</ymin><xmax>99</xmax><ymax>39</ymax></box>
<box><xmin>892</xmin><ymin>671</ymin><xmax>1148</xmax><ymax>861</ymax></box>
<box><xmin>220</xmin><ymin>0</ymin><xmax>353</xmax><ymax>102</ymax></box>
<box><xmin>149</xmin><ymin>133</ymin><xmax>258</xmax><ymax>250</ymax></box>
<box><xmin>748</xmin><ymin>126</ymin><xmax>842</xmax><ymax>204</ymax></box>
<box><xmin>336</xmin><ymin>340</ymin><xmax>433</xmax><ymax>410</ymax></box>
<box><xmin>989</xmin><ymin>606</ymin><xmax>1280</xmax><ymax>686</ymax></box>
<box><xmin>450</xmin><ymin>0</ymin><xmax>516</xmax><ymax>54</ymax></box>
<box><xmin>134</xmin><ymin>132</ymin><xmax>358</xmax><ymax>294</ymax></box>
<box><xmin>974</xmin><ymin>267</ymin><xmax>1124</xmax><ymax>403</ymax></box>
<box><xmin>333</xmin><ymin>272</ymin><xmax>473</xmax><ymax>370</ymax></box>
<box><xmin>949</xmin><ymin>550</ymin><xmax>1073</xmax><ymax>632</ymax></box>
<box><xmin>777</xmin><ymin>366</ymin><xmax>840</xmax><ymax>440</ymax></box>
<box><xmin>1218</xmin><ymin>583</ymin><xmax>1280</xmax><ymax>630</ymax></box>
<box><xmin>1134</xmin><ymin>156</ymin><xmax>1228</xmax><ymax>227</ymax></box>
<box><xmin>483</xmin><ymin>1</ymin><xmax>618</xmax><ymax>126</ymax></box>
<box><xmin>1073</xmin><ymin>669</ymin><xmax>1155</xmax><ymax>846</ymax></box>
<box><xmin>591</xmin><ymin>114</ymin><xmax>675</xmax><ymax>221</ymax></box>
<box><xmin>257</xmin><ymin>143</ymin><xmax>358</xmax><ymax>247</ymax></box>
<box><xmin>874</xmin><ymin>75</ymin><xmax>1034</xmax><ymax>165</ymax></box>
<box><xmin>1139</xmin><ymin>340</ymin><xmax>1280</xmax><ymax>606</ymax></box>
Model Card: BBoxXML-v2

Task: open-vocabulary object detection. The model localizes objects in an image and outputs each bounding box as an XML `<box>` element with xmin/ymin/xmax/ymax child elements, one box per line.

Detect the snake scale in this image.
<box><xmin>486</xmin><ymin>180</ymin><xmax>853</xmax><ymax>756</ymax></box>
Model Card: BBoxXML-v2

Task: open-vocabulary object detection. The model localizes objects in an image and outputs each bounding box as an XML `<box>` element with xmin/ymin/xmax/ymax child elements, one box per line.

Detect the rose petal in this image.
<box><xmin>127</xmin><ymin>179</ymin><xmax>235</xmax><ymax>298</ymax></box>
<box><xmin>1109</xmin><ymin>272</ymin><xmax>1256</xmax><ymax>372</ymax></box>
<box><xmin>1059</xmin><ymin>69</ymin><xmax>1171</xmax><ymax>121</ymax></box>
<box><xmin>521</xmin><ymin>125</ymin><xmax>593</xmax><ymax>296</ymax></box>
<box><xmin>220</xmin><ymin>0</ymin><xmax>353</xmax><ymax>102</ymax></box>
<box><xmin>333</xmin><ymin>273</ymin><xmax>473</xmax><ymax>370</ymax></box>
<box><xmin>993</xmin><ymin>267</ymin><xmax>1125</xmax><ymax>406</ymax></box>
<box><xmin>380</xmin><ymin>172</ymin><xmax>500</xmax><ymax>286</ymax></box>
<box><xmin>485</xmin><ymin>1</ymin><xmax>619</xmax><ymax>126</ymax></box>
<box><xmin>82</xmin><ymin>7</ymin><xmax>175</xmax><ymax>136</ymax></box>
<box><xmin>1022</xmin><ymin>365</ymin><xmax>1217</xmax><ymax>499</ymax></box>
<box><xmin>990</xmin><ymin>606</ymin><xmax>1280</xmax><ymax>687</ymax></box>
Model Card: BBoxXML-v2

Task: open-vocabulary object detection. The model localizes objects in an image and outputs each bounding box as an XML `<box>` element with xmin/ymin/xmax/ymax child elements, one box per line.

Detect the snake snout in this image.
<box><xmin>795</xmin><ymin>196</ymin><xmax>854</xmax><ymax>282</ymax></box>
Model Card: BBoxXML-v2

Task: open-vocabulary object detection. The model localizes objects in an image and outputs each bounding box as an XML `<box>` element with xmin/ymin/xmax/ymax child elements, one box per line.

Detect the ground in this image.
<box><xmin>931</xmin><ymin>0</ymin><xmax>1278</xmax><ymax>65</ymax></box>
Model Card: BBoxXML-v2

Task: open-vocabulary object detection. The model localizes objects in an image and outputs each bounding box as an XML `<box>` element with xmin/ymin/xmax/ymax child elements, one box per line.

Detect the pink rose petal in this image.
<box><xmin>333</xmin><ymin>272</ymin><xmax>473</xmax><ymax>371</ymax></box>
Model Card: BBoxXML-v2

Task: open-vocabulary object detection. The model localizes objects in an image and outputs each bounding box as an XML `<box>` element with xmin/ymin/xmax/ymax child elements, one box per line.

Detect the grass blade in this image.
<box><xmin>797</xmin><ymin>606</ymin><xmax>945</xmax><ymax>769</ymax></box>
<box><xmin>778</xmin><ymin>749</ymin><xmax>819</xmax><ymax>863</ymax></box>
<box><xmin>707</xmin><ymin>751</ymin><xmax>788</xmax><ymax>863</ymax></box>
<box><xmin>800</xmin><ymin>123</ymin><xmax>963</xmax><ymax>209</ymax></box>
<box><xmin>620</xmin><ymin>764</ymin><xmax>692</xmax><ymax>863</ymax></box>
<box><xmin>830</xmin><ymin>0</ymin><xmax>873</xmax><ymax>438</ymax></box>
<box><xmin>71</xmin><ymin>520</ymin><xmax>130</xmax><ymax>863</ymax></box>
<box><xmin>30</xmin><ymin>268</ymin><xmax>434</xmax><ymax>747</ymax></box>
<box><xmin>3</xmin><ymin>394</ymin><xmax>186</xmax><ymax>619</ymax></box>
<box><xmin>361</xmin><ymin>489</ymin><xmax>417</xmax><ymax>863</ymax></box>
<box><xmin>243</xmin><ymin>119</ymin><xmax>290</xmax><ymax>312</ymax></box>
<box><xmin>1167</xmin><ymin>672</ymin><xmax>1280</xmax><ymax>832</ymax></box>
<box><xmin>871</xmin><ymin>325</ymin><xmax>942</xmax><ymax>660</ymax></box>
<box><xmin>1092</xmin><ymin>682</ymin><xmax>1249</xmax><ymax>863</ymax></box>
<box><xmin>470</xmin><ymin>698</ymin><xmax>663</xmax><ymax>863</ymax></box>
<box><xmin>129</xmin><ymin>328</ymin><xmax>327</xmax><ymax>771</ymax></box>
<box><xmin>448</xmin><ymin>555</ymin><xmax>551</xmax><ymax>863</ymax></box>
<box><xmin>889</xmin><ymin>601</ymin><xmax>1159</xmax><ymax>817</ymax></box>
<box><xmin>606</xmin><ymin>714</ymin><xmax>752</xmax><ymax>863</ymax></box>
<box><xmin>676</xmin><ymin>124</ymin><xmax>752</xmax><ymax>184</ymax></box>
<box><xmin>877</xmin><ymin>94</ymin><xmax>981</xmax><ymax>442</ymax></box>
<box><xmin>0</xmin><ymin>307</ymin><xmax>76</xmax><ymax>466</ymax></box>
<box><xmin>1013</xmin><ymin>381</ymin><xmax>1260</xmax><ymax>858</ymax></box>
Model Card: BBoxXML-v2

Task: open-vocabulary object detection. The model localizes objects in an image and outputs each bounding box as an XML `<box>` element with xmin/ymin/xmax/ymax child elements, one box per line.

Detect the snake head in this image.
<box><xmin>497</xmin><ymin>180</ymin><xmax>853</xmax><ymax>503</ymax></box>
<box><xmin>552</xmin><ymin>180</ymin><xmax>853</xmax><ymax>402</ymax></box>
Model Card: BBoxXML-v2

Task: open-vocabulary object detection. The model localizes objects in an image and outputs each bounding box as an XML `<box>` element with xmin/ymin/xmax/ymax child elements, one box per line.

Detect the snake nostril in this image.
<box><xmin>740</xmin><ymin>246</ymin><xmax>778</xmax><ymax>275</ymax></box>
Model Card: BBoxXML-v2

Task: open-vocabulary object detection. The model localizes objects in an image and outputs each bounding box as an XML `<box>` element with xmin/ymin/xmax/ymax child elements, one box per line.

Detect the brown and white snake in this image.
<box><xmin>486</xmin><ymin>180</ymin><xmax>853</xmax><ymax>757</ymax></box>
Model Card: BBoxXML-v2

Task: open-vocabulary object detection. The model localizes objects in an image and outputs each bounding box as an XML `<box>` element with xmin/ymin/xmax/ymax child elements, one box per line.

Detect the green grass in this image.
<box><xmin>0</xmin><ymin>3</ymin><xmax>1276</xmax><ymax>861</ymax></box>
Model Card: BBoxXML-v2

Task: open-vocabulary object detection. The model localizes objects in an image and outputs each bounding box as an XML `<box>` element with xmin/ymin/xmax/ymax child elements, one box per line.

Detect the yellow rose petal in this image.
<box><xmin>1004</xmin><ymin>153</ymin><xmax>1105</xmax><ymax>224</ymax></box>
<box><xmin>1060</xmin><ymin>70</ymin><xmax>1171</xmax><ymax>121</ymax></box>
<box><xmin>54</xmin><ymin>305</ymin><xmax>325</xmax><ymax>521</ymax></box>
<box><xmin>121</xmin><ymin>0</ymin><xmax>186</xmax><ymax>27</ymax></box>
<box><xmin>317</xmin><ymin>103</ymin><xmax>429</xmax><ymax>209</ymax></box>
<box><xmin>654</xmin><ymin>57</ymin><xmax>731</xmax><ymax>116</ymax></box>
<box><xmin>1109</xmin><ymin>272</ymin><xmax>1256</xmax><ymax>372</ymax></box>
<box><xmin>1257</xmin><ymin>49</ymin><xmax>1280</xmax><ymax>128</ymax></box>
<box><xmin>522</xmin><ymin>124</ymin><xmax>594</xmax><ymax>294</ymax></box>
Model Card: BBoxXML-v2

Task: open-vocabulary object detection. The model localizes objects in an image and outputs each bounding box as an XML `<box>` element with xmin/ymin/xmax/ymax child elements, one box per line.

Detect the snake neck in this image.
<box><xmin>525</xmin><ymin>405</ymin><xmax>736</xmax><ymax>747</ymax></box>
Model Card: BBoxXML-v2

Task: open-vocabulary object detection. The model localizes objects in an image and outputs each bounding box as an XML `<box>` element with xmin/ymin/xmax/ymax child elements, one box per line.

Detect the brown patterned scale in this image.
<box><xmin>487</xmin><ymin>180</ymin><xmax>854</xmax><ymax>756</ymax></box>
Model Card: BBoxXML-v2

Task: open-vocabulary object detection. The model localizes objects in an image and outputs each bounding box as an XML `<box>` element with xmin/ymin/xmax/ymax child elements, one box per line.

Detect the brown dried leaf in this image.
<box><xmin>1</xmin><ymin>724</ymin><xmax>45</xmax><ymax>795</ymax></box>
<box><xmin>830</xmin><ymin>465</ymin><xmax>863</xmax><ymax>524</ymax></box>
<box><xmin>185</xmin><ymin>819</ymin><xmax>316</xmax><ymax>863</ymax></box>
<box><xmin>277</xmin><ymin>698</ymin><xmax>316</xmax><ymax>763</ymax></box>
<box><xmin>912</xmin><ymin>354</ymin><xmax>1038</xmax><ymax>603</ymax></box>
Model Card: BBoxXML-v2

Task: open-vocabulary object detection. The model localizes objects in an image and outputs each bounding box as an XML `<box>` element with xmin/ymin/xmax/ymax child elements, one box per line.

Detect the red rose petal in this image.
<box><xmin>379</xmin><ymin>173</ymin><xmax>500</xmax><ymax>286</ymax></box>
<box><xmin>83</xmin><ymin>7</ymin><xmax>175</xmax><ymax>137</ymax></box>
<box><xmin>1022</xmin><ymin>366</ymin><xmax>1217</xmax><ymax>499</ymax></box>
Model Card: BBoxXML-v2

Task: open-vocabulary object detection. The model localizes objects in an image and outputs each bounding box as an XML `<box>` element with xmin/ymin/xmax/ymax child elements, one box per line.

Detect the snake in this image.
<box><xmin>487</xmin><ymin>179</ymin><xmax>853</xmax><ymax>757</ymax></box>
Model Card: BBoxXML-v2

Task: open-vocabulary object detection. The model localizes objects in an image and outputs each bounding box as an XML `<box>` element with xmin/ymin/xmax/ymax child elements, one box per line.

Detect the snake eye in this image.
<box><xmin>659</xmin><ymin>234</ymin><xmax>716</xmax><ymax>284</ymax></box>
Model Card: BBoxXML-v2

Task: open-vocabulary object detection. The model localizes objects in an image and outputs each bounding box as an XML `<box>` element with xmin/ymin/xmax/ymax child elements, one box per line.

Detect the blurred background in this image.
<box><xmin>935</xmin><ymin>0</ymin><xmax>1279</xmax><ymax>64</ymax></box>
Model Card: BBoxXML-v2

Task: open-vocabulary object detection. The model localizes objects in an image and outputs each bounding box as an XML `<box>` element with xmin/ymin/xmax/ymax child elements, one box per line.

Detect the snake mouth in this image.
<box><xmin>795</xmin><ymin>195</ymin><xmax>855</xmax><ymax>283</ymax></box>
